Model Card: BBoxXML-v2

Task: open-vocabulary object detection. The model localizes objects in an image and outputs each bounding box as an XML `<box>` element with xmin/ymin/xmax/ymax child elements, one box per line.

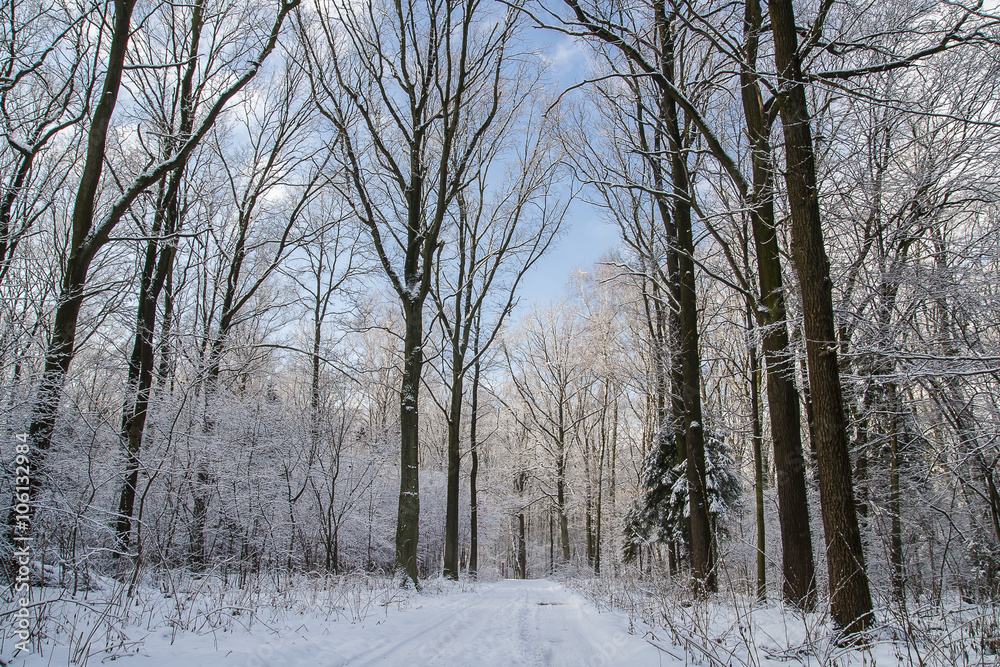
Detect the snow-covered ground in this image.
<box><xmin>11</xmin><ymin>579</ymin><xmax>663</xmax><ymax>666</ymax></box>
<box><xmin>9</xmin><ymin>576</ymin><xmax>998</xmax><ymax>666</ymax></box>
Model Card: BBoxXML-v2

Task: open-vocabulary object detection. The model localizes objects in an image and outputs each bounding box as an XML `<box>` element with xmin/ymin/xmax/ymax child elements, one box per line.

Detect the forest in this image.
<box><xmin>2</xmin><ymin>0</ymin><xmax>1000</xmax><ymax>663</ymax></box>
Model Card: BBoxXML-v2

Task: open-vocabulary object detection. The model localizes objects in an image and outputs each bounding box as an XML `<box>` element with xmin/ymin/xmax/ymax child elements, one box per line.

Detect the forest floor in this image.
<box><xmin>12</xmin><ymin>578</ymin><xmax>663</xmax><ymax>666</ymax></box>
<box><xmin>8</xmin><ymin>574</ymin><xmax>997</xmax><ymax>666</ymax></box>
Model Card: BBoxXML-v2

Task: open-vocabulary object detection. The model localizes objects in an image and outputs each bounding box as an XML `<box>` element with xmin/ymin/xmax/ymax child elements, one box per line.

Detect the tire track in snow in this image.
<box><xmin>334</xmin><ymin>579</ymin><xmax>672</xmax><ymax>666</ymax></box>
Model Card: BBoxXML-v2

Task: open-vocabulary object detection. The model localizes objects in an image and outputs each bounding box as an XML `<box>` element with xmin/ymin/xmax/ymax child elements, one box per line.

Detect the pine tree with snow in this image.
<box><xmin>624</xmin><ymin>426</ymin><xmax>740</xmax><ymax>564</ymax></box>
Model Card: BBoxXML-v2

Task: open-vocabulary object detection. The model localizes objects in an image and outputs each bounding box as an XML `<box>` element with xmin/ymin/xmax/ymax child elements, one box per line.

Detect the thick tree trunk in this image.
<box><xmin>396</xmin><ymin>296</ymin><xmax>423</xmax><ymax>584</ymax></box>
<box><xmin>595</xmin><ymin>404</ymin><xmax>606</xmax><ymax>575</ymax></box>
<box><xmin>641</xmin><ymin>68</ymin><xmax>685</xmax><ymax>574</ymax></box>
<box><xmin>888</xmin><ymin>383</ymin><xmax>905</xmax><ymax>602</ymax></box>
<box><xmin>557</xmin><ymin>468</ymin><xmax>571</xmax><ymax>563</ymax></box>
<box><xmin>517</xmin><ymin>513</ymin><xmax>527</xmax><ymax>579</ymax></box>
<box><xmin>156</xmin><ymin>268</ymin><xmax>175</xmax><ymax>388</ymax></box>
<box><xmin>665</xmin><ymin>180</ymin><xmax>685</xmax><ymax>474</ymax></box>
<box><xmin>740</xmin><ymin>0</ymin><xmax>816</xmax><ymax>608</ymax></box>
<box><xmin>889</xmin><ymin>431</ymin><xmax>904</xmax><ymax>601</ymax></box>
<box><xmin>514</xmin><ymin>470</ymin><xmax>528</xmax><ymax>579</ymax></box>
<box><xmin>555</xmin><ymin>388</ymin><xmax>571</xmax><ymax>563</ymax></box>
<box><xmin>585</xmin><ymin>435</ymin><xmax>594</xmax><ymax>568</ymax></box>
<box><xmin>443</xmin><ymin>217</ymin><xmax>476</xmax><ymax>579</ymax></box>
<box><xmin>549</xmin><ymin>512</ymin><xmax>554</xmax><ymax>574</ymax></box>
<box><xmin>114</xmin><ymin>189</ymin><xmax>178</xmax><ymax>551</ymax></box>
<box><xmin>767</xmin><ymin>0</ymin><xmax>874</xmax><ymax>633</ymax></box>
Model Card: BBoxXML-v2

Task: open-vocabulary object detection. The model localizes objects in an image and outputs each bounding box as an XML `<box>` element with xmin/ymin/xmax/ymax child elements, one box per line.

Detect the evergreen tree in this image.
<box><xmin>625</xmin><ymin>425</ymin><xmax>739</xmax><ymax>563</ymax></box>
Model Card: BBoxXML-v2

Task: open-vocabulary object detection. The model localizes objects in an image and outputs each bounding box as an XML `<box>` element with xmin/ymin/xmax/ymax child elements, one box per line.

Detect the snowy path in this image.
<box><xmin>327</xmin><ymin>579</ymin><xmax>667</xmax><ymax>666</ymax></box>
<box><xmin>45</xmin><ymin>579</ymin><xmax>674</xmax><ymax>666</ymax></box>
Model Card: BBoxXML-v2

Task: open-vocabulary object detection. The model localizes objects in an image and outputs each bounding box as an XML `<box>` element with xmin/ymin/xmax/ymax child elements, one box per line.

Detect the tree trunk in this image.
<box><xmin>469</xmin><ymin>341</ymin><xmax>481</xmax><ymax>577</ymax></box>
<box><xmin>659</xmin><ymin>11</ymin><xmax>713</xmax><ymax>595</ymax></box>
<box><xmin>854</xmin><ymin>420</ymin><xmax>869</xmax><ymax>521</ymax></box>
<box><xmin>768</xmin><ymin>0</ymin><xmax>874</xmax><ymax>633</ymax></box>
<box><xmin>748</xmin><ymin>303</ymin><xmax>766</xmax><ymax>602</ymax></box>
<box><xmin>189</xmin><ymin>468</ymin><xmax>210</xmax><ymax>564</ymax></box>
<box><xmin>156</xmin><ymin>267</ymin><xmax>175</xmax><ymax>389</ymax></box>
<box><xmin>396</xmin><ymin>296</ymin><xmax>423</xmax><ymax>584</ymax></box>
<box><xmin>443</xmin><ymin>213</ymin><xmax>476</xmax><ymax>579</ymax></box>
<box><xmin>514</xmin><ymin>470</ymin><xmax>528</xmax><ymax>579</ymax></box>
<box><xmin>115</xmin><ymin>0</ymin><xmax>203</xmax><ymax>539</ymax></box>
<box><xmin>549</xmin><ymin>512</ymin><xmax>554</xmax><ymax>574</ymax></box>
<box><xmin>595</xmin><ymin>401</ymin><xmax>606</xmax><ymax>575</ymax></box>
<box><xmin>555</xmin><ymin>385</ymin><xmax>571</xmax><ymax>563</ymax></box>
<box><xmin>557</xmin><ymin>469</ymin><xmax>571</xmax><ymax>563</ymax></box>
<box><xmin>517</xmin><ymin>513</ymin><xmax>527</xmax><ymax>579</ymax></box>
<box><xmin>888</xmin><ymin>383</ymin><xmax>904</xmax><ymax>602</ymax></box>
<box><xmin>740</xmin><ymin>0</ymin><xmax>816</xmax><ymax>608</ymax></box>
<box><xmin>114</xmin><ymin>177</ymin><xmax>180</xmax><ymax>552</ymax></box>
<box><xmin>585</xmin><ymin>435</ymin><xmax>594</xmax><ymax>568</ymax></box>
<box><xmin>443</xmin><ymin>366</ymin><xmax>464</xmax><ymax>579</ymax></box>
<box><xmin>12</xmin><ymin>0</ymin><xmax>137</xmax><ymax>557</ymax></box>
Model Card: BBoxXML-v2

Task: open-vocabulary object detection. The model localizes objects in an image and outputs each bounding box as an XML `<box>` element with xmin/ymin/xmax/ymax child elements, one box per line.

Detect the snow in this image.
<box><xmin>13</xmin><ymin>579</ymin><xmax>667</xmax><ymax>666</ymax></box>
<box><xmin>11</xmin><ymin>576</ymin><xmax>998</xmax><ymax>666</ymax></box>
<box><xmin>572</xmin><ymin>576</ymin><xmax>1000</xmax><ymax>667</ymax></box>
<box><xmin>6</xmin><ymin>136</ymin><xmax>32</xmax><ymax>155</ymax></box>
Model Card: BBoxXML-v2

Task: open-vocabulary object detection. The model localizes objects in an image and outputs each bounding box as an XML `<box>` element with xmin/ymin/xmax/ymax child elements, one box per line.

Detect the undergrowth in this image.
<box><xmin>0</xmin><ymin>565</ymin><xmax>416</xmax><ymax>665</ymax></box>
<box><xmin>568</xmin><ymin>568</ymin><xmax>1000</xmax><ymax>666</ymax></box>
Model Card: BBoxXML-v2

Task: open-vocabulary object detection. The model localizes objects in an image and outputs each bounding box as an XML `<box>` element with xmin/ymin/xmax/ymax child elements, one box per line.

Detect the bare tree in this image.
<box><xmin>429</xmin><ymin>102</ymin><xmax>566</xmax><ymax>579</ymax></box>
<box><xmin>186</xmin><ymin>58</ymin><xmax>327</xmax><ymax>564</ymax></box>
<box><xmin>737</xmin><ymin>0</ymin><xmax>816</xmax><ymax>607</ymax></box>
<box><xmin>300</xmin><ymin>0</ymin><xmax>526</xmax><ymax>584</ymax></box>
<box><xmin>545</xmin><ymin>0</ymin><xmax>994</xmax><ymax>620</ymax></box>
<box><xmin>115</xmin><ymin>0</ymin><xmax>207</xmax><ymax>554</ymax></box>
<box><xmin>9</xmin><ymin>0</ymin><xmax>300</xmax><ymax>564</ymax></box>
<box><xmin>0</xmin><ymin>0</ymin><xmax>94</xmax><ymax>286</ymax></box>
<box><xmin>505</xmin><ymin>305</ymin><xmax>593</xmax><ymax>565</ymax></box>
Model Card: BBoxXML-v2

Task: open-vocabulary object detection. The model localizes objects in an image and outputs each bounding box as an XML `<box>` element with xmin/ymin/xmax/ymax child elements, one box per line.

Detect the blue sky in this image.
<box><xmin>519</xmin><ymin>197</ymin><xmax>619</xmax><ymax>306</ymax></box>
<box><xmin>516</xmin><ymin>28</ymin><xmax>620</xmax><ymax>306</ymax></box>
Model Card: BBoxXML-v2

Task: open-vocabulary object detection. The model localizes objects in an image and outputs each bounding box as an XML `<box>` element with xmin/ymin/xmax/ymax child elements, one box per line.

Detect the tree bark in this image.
<box><xmin>396</xmin><ymin>295</ymin><xmax>423</xmax><ymax>584</ymax></box>
<box><xmin>748</xmin><ymin>303</ymin><xmax>766</xmax><ymax>602</ymax></box>
<box><xmin>767</xmin><ymin>0</ymin><xmax>874</xmax><ymax>633</ymax></box>
<box><xmin>114</xmin><ymin>177</ymin><xmax>180</xmax><ymax>552</ymax></box>
<box><xmin>517</xmin><ymin>513</ymin><xmax>527</xmax><ymax>579</ymax></box>
<box><xmin>740</xmin><ymin>0</ymin><xmax>816</xmax><ymax>608</ymax></box>
<box><xmin>888</xmin><ymin>384</ymin><xmax>904</xmax><ymax>602</ymax></box>
<box><xmin>595</xmin><ymin>394</ymin><xmax>607</xmax><ymax>574</ymax></box>
<box><xmin>443</xmin><ymin>201</ymin><xmax>477</xmax><ymax>579</ymax></box>
<box><xmin>557</xmin><ymin>440</ymin><xmax>571</xmax><ymax>563</ymax></box>
<box><xmin>658</xmin><ymin>9</ymin><xmax>713</xmax><ymax>595</ymax></box>
<box><xmin>514</xmin><ymin>469</ymin><xmax>528</xmax><ymax>579</ymax></box>
<box><xmin>443</xmin><ymin>365</ymin><xmax>464</xmax><ymax>579</ymax></box>
<box><xmin>469</xmin><ymin>340</ymin><xmax>481</xmax><ymax>577</ymax></box>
